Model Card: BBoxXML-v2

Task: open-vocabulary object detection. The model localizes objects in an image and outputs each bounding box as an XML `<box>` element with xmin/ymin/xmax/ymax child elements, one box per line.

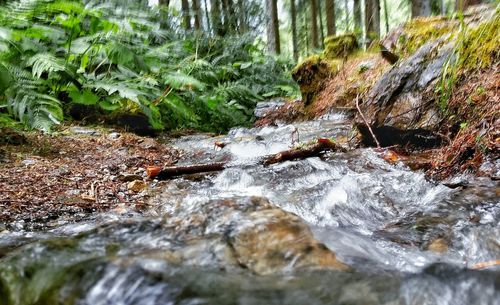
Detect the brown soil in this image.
<box><xmin>430</xmin><ymin>64</ymin><xmax>500</xmax><ymax>179</ymax></box>
<box><xmin>0</xmin><ymin>126</ymin><xmax>179</xmax><ymax>230</ymax></box>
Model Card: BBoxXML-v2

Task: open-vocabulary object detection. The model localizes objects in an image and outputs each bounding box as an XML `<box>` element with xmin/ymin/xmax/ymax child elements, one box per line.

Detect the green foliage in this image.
<box><xmin>0</xmin><ymin>0</ymin><xmax>298</xmax><ymax>132</ymax></box>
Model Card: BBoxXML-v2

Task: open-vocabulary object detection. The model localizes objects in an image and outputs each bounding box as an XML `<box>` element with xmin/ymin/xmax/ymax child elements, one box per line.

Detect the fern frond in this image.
<box><xmin>164</xmin><ymin>72</ymin><xmax>205</xmax><ymax>91</ymax></box>
<box><xmin>26</xmin><ymin>53</ymin><xmax>72</xmax><ymax>78</ymax></box>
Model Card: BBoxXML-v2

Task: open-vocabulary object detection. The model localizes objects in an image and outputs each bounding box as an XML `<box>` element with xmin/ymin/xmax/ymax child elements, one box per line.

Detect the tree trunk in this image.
<box><xmin>353</xmin><ymin>0</ymin><xmax>361</xmax><ymax>32</ymax></box>
<box><xmin>159</xmin><ymin>0</ymin><xmax>170</xmax><ymax>7</ymax></box>
<box><xmin>365</xmin><ymin>0</ymin><xmax>380</xmax><ymax>46</ymax></box>
<box><xmin>181</xmin><ymin>0</ymin><xmax>191</xmax><ymax>30</ymax></box>
<box><xmin>266</xmin><ymin>0</ymin><xmax>281</xmax><ymax>54</ymax></box>
<box><xmin>455</xmin><ymin>0</ymin><xmax>482</xmax><ymax>12</ymax></box>
<box><xmin>238</xmin><ymin>0</ymin><xmax>248</xmax><ymax>33</ymax></box>
<box><xmin>326</xmin><ymin>0</ymin><xmax>336</xmax><ymax>36</ymax></box>
<box><xmin>204</xmin><ymin>0</ymin><xmax>212</xmax><ymax>33</ymax></box>
<box><xmin>318</xmin><ymin>0</ymin><xmax>325</xmax><ymax>47</ymax></box>
<box><xmin>344</xmin><ymin>0</ymin><xmax>349</xmax><ymax>32</ymax></box>
<box><xmin>411</xmin><ymin>0</ymin><xmax>431</xmax><ymax>18</ymax></box>
<box><xmin>291</xmin><ymin>0</ymin><xmax>299</xmax><ymax>61</ymax></box>
<box><xmin>311</xmin><ymin>0</ymin><xmax>319</xmax><ymax>49</ymax></box>
<box><xmin>211</xmin><ymin>0</ymin><xmax>224</xmax><ymax>35</ymax></box>
<box><xmin>383</xmin><ymin>0</ymin><xmax>389</xmax><ymax>33</ymax></box>
<box><xmin>441</xmin><ymin>0</ymin><xmax>446</xmax><ymax>14</ymax></box>
<box><xmin>192</xmin><ymin>0</ymin><xmax>202</xmax><ymax>30</ymax></box>
<box><xmin>222</xmin><ymin>0</ymin><xmax>238</xmax><ymax>34</ymax></box>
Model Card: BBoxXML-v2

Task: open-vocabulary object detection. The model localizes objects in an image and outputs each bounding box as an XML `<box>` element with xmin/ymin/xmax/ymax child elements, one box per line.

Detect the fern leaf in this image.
<box><xmin>26</xmin><ymin>53</ymin><xmax>70</xmax><ymax>78</ymax></box>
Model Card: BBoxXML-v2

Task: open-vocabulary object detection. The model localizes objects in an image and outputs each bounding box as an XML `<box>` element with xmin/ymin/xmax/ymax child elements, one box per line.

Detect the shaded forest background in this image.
<box><xmin>0</xmin><ymin>0</ymin><xmax>491</xmax><ymax>133</ymax></box>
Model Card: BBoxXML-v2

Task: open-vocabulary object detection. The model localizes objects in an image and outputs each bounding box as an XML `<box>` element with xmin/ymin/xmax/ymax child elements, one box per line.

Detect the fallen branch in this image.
<box><xmin>154</xmin><ymin>162</ymin><xmax>227</xmax><ymax>180</ymax></box>
<box><xmin>149</xmin><ymin>139</ymin><xmax>341</xmax><ymax>180</ymax></box>
<box><xmin>355</xmin><ymin>94</ymin><xmax>381</xmax><ymax>148</ymax></box>
<box><xmin>263</xmin><ymin>138</ymin><xmax>340</xmax><ymax>165</ymax></box>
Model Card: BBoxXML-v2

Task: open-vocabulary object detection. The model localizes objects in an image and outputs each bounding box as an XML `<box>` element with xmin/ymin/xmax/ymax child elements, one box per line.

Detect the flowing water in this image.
<box><xmin>0</xmin><ymin>112</ymin><xmax>499</xmax><ymax>305</ymax></box>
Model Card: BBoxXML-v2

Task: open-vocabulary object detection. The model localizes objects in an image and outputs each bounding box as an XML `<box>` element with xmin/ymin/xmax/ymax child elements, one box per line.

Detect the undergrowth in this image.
<box><xmin>0</xmin><ymin>0</ymin><xmax>299</xmax><ymax>132</ymax></box>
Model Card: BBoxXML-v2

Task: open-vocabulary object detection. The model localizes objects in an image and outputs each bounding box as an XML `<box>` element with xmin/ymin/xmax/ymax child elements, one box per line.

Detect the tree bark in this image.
<box><xmin>291</xmin><ymin>0</ymin><xmax>299</xmax><ymax>61</ymax></box>
<box><xmin>411</xmin><ymin>0</ymin><xmax>431</xmax><ymax>18</ymax></box>
<box><xmin>353</xmin><ymin>0</ymin><xmax>361</xmax><ymax>32</ymax></box>
<box><xmin>159</xmin><ymin>0</ymin><xmax>170</xmax><ymax>7</ymax></box>
<box><xmin>222</xmin><ymin>0</ymin><xmax>238</xmax><ymax>34</ymax></box>
<box><xmin>238</xmin><ymin>0</ymin><xmax>248</xmax><ymax>33</ymax></box>
<box><xmin>344</xmin><ymin>0</ymin><xmax>349</xmax><ymax>32</ymax></box>
<box><xmin>310</xmin><ymin>0</ymin><xmax>319</xmax><ymax>49</ymax></box>
<box><xmin>192</xmin><ymin>0</ymin><xmax>202</xmax><ymax>30</ymax></box>
<box><xmin>318</xmin><ymin>0</ymin><xmax>325</xmax><ymax>47</ymax></box>
<box><xmin>455</xmin><ymin>0</ymin><xmax>482</xmax><ymax>12</ymax></box>
<box><xmin>211</xmin><ymin>0</ymin><xmax>224</xmax><ymax>35</ymax></box>
<box><xmin>181</xmin><ymin>0</ymin><xmax>191</xmax><ymax>30</ymax></box>
<box><xmin>266</xmin><ymin>0</ymin><xmax>281</xmax><ymax>54</ymax></box>
<box><xmin>204</xmin><ymin>0</ymin><xmax>212</xmax><ymax>33</ymax></box>
<box><xmin>326</xmin><ymin>0</ymin><xmax>336</xmax><ymax>36</ymax></box>
<box><xmin>364</xmin><ymin>0</ymin><xmax>380</xmax><ymax>46</ymax></box>
<box><xmin>383</xmin><ymin>0</ymin><xmax>389</xmax><ymax>33</ymax></box>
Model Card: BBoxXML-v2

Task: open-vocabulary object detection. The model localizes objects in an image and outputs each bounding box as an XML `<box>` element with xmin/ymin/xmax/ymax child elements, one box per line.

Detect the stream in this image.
<box><xmin>0</xmin><ymin>112</ymin><xmax>499</xmax><ymax>305</ymax></box>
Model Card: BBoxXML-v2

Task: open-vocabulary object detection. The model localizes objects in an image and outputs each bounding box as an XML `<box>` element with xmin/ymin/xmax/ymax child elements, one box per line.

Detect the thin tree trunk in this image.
<box><xmin>266</xmin><ymin>0</ymin><xmax>280</xmax><ymax>54</ymax></box>
<box><xmin>181</xmin><ymin>0</ymin><xmax>191</xmax><ymax>30</ymax></box>
<box><xmin>222</xmin><ymin>0</ymin><xmax>237</xmax><ymax>33</ymax></box>
<box><xmin>211</xmin><ymin>0</ymin><xmax>224</xmax><ymax>35</ymax></box>
<box><xmin>238</xmin><ymin>0</ymin><xmax>248</xmax><ymax>33</ymax></box>
<box><xmin>344</xmin><ymin>0</ymin><xmax>349</xmax><ymax>32</ymax></box>
<box><xmin>159</xmin><ymin>0</ymin><xmax>170</xmax><ymax>7</ymax></box>
<box><xmin>353</xmin><ymin>0</ymin><xmax>361</xmax><ymax>32</ymax></box>
<box><xmin>311</xmin><ymin>0</ymin><xmax>319</xmax><ymax>49</ymax></box>
<box><xmin>192</xmin><ymin>0</ymin><xmax>202</xmax><ymax>30</ymax></box>
<box><xmin>364</xmin><ymin>0</ymin><xmax>380</xmax><ymax>46</ymax></box>
<box><xmin>441</xmin><ymin>0</ymin><xmax>446</xmax><ymax>14</ymax></box>
<box><xmin>291</xmin><ymin>0</ymin><xmax>299</xmax><ymax>61</ymax></box>
<box><xmin>383</xmin><ymin>0</ymin><xmax>389</xmax><ymax>33</ymax></box>
<box><xmin>411</xmin><ymin>0</ymin><xmax>431</xmax><ymax>18</ymax></box>
<box><xmin>204</xmin><ymin>0</ymin><xmax>212</xmax><ymax>33</ymax></box>
<box><xmin>318</xmin><ymin>0</ymin><xmax>325</xmax><ymax>47</ymax></box>
<box><xmin>326</xmin><ymin>0</ymin><xmax>336</xmax><ymax>36</ymax></box>
<box><xmin>455</xmin><ymin>0</ymin><xmax>481</xmax><ymax>12</ymax></box>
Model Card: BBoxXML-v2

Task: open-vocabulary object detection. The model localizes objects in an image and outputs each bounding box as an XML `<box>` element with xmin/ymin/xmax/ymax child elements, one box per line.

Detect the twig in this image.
<box><xmin>355</xmin><ymin>94</ymin><xmax>381</xmax><ymax>148</ymax></box>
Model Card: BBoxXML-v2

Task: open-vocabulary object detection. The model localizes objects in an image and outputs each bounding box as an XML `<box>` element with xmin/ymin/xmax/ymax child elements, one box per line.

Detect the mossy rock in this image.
<box><xmin>323</xmin><ymin>34</ymin><xmax>359</xmax><ymax>59</ymax></box>
<box><xmin>397</xmin><ymin>16</ymin><xmax>456</xmax><ymax>56</ymax></box>
<box><xmin>291</xmin><ymin>55</ymin><xmax>340</xmax><ymax>105</ymax></box>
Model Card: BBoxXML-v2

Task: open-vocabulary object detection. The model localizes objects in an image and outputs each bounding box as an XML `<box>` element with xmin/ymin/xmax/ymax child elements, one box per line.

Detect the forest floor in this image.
<box><xmin>0</xmin><ymin>126</ymin><xmax>179</xmax><ymax>230</ymax></box>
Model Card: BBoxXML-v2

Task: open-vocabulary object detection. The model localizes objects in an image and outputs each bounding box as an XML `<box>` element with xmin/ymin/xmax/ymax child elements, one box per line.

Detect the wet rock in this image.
<box><xmin>254</xmin><ymin>98</ymin><xmax>286</xmax><ymax>118</ymax></box>
<box><xmin>427</xmin><ymin>238</ymin><xmax>449</xmax><ymax>253</ymax></box>
<box><xmin>150</xmin><ymin>196</ymin><xmax>350</xmax><ymax>274</ymax></box>
<box><xmin>364</xmin><ymin>38</ymin><xmax>452</xmax><ymax>131</ymax></box>
<box><xmin>21</xmin><ymin>159</ymin><xmax>37</xmax><ymax>166</ymax></box>
<box><xmin>69</xmin><ymin>126</ymin><xmax>101</xmax><ymax>136</ymax></box>
<box><xmin>229</xmin><ymin>208</ymin><xmax>350</xmax><ymax>274</ymax></box>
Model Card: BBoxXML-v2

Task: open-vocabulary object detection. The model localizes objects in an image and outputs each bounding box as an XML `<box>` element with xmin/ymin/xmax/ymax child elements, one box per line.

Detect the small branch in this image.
<box><xmin>355</xmin><ymin>94</ymin><xmax>381</xmax><ymax>148</ymax></box>
<box><xmin>149</xmin><ymin>139</ymin><xmax>341</xmax><ymax>180</ymax></box>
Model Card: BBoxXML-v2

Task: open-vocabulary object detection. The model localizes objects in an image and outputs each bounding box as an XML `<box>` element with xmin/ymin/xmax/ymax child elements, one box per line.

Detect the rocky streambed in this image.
<box><xmin>0</xmin><ymin>113</ymin><xmax>499</xmax><ymax>305</ymax></box>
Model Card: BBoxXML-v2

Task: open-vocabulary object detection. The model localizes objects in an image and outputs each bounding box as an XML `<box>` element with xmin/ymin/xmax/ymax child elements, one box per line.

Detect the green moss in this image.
<box><xmin>291</xmin><ymin>55</ymin><xmax>340</xmax><ymax>105</ymax></box>
<box><xmin>323</xmin><ymin>34</ymin><xmax>359</xmax><ymax>59</ymax></box>
<box><xmin>398</xmin><ymin>16</ymin><xmax>456</xmax><ymax>56</ymax></box>
<box><xmin>457</xmin><ymin>9</ymin><xmax>499</xmax><ymax>69</ymax></box>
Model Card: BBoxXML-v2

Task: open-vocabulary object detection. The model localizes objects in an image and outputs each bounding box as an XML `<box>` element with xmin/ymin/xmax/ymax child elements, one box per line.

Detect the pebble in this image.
<box><xmin>108</xmin><ymin>132</ymin><xmax>121</xmax><ymax>140</ymax></box>
<box><xmin>127</xmin><ymin>180</ymin><xmax>147</xmax><ymax>192</ymax></box>
<box><xmin>69</xmin><ymin>126</ymin><xmax>101</xmax><ymax>136</ymax></box>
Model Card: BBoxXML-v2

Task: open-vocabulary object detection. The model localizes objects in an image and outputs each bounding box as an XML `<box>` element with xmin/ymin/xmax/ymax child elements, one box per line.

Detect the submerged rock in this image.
<box><xmin>151</xmin><ymin>196</ymin><xmax>350</xmax><ymax>274</ymax></box>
